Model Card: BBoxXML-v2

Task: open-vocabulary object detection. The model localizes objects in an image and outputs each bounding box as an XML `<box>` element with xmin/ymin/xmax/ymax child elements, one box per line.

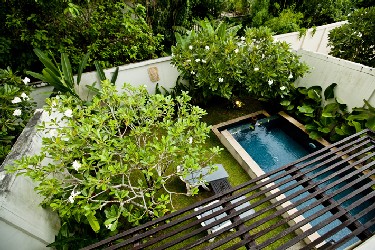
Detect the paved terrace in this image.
<box><xmin>83</xmin><ymin>129</ymin><xmax>375</xmax><ymax>250</ymax></box>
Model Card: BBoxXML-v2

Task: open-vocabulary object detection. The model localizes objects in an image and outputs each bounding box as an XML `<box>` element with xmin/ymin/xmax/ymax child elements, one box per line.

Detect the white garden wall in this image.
<box><xmin>0</xmin><ymin>110</ymin><xmax>60</xmax><ymax>250</ymax></box>
<box><xmin>274</xmin><ymin>21</ymin><xmax>347</xmax><ymax>55</ymax></box>
<box><xmin>295</xmin><ymin>50</ymin><xmax>375</xmax><ymax>111</ymax></box>
<box><xmin>77</xmin><ymin>56</ymin><xmax>180</xmax><ymax>99</ymax></box>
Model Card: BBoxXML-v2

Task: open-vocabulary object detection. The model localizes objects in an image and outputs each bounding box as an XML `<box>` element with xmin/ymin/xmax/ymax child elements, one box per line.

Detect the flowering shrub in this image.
<box><xmin>328</xmin><ymin>7</ymin><xmax>375</xmax><ymax>67</ymax></box>
<box><xmin>0</xmin><ymin>68</ymin><xmax>35</xmax><ymax>164</ymax></box>
<box><xmin>171</xmin><ymin>20</ymin><xmax>309</xmax><ymax>103</ymax></box>
<box><xmin>7</xmin><ymin>81</ymin><xmax>221</xmax><ymax>234</ymax></box>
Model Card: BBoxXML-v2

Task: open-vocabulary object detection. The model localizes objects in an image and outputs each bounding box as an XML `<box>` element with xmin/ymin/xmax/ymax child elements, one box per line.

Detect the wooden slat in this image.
<box><xmin>82</xmin><ymin>130</ymin><xmax>375</xmax><ymax>250</ymax></box>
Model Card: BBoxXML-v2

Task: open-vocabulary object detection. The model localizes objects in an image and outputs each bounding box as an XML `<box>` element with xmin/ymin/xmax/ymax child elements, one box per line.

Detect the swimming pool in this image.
<box><xmin>213</xmin><ymin>111</ymin><xmax>375</xmax><ymax>249</ymax></box>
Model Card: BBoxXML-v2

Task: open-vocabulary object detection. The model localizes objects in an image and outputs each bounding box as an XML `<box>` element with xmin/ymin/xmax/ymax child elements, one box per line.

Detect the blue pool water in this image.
<box><xmin>228</xmin><ymin>116</ymin><xmax>374</xmax><ymax>249</ymax></box>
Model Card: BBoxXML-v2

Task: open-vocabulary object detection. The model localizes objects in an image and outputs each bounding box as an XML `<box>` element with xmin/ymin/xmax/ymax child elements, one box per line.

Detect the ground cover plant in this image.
<box><xmin>171</xmin><ymin>19</ymin><xmax>309</xmax><ymax>103</ymax></box>
<box><xmin>0</xmin><ymin>68</ymin><xmax>35</xmax><ymax>164</ymax></box>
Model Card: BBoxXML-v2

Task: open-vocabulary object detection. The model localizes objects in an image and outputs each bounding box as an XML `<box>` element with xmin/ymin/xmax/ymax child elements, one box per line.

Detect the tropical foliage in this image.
<box><xmin>281</xmin><ymin>83</ymin><xmax>375</xmax><ymax>142</ymax></box>
<box><xmin>171</xmin><ymin>20</ymin><xmax>308</xmax><ymax>103</ymax></box>
<box><xmin>6</xmin><ymin>82</ymin><xmax>221</xmax><ymax>235</ymax></box>
<box><xmin>0</xmin><ymin>68</ymin><xmax>35</xmax><ymax>164</ymax></box>
<box><xmin>1</xmin><ymin>0</ymin><xmax>163</xmax><ymax>73</ymax></box>
<box><xmin>328</xmin><ymin>7</ymin><xmax>375</xmax><ymax>67</ymax></box>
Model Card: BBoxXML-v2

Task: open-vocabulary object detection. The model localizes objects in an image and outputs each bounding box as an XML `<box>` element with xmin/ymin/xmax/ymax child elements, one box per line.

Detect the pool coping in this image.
<box><xmin>212</xmin><ymin>110</ymin><xmax>330</xmax><ymax>246</ymax></box>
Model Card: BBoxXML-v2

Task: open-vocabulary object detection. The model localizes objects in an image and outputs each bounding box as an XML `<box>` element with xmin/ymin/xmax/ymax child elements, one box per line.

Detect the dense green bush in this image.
<box><xmin>133</xmin><ymin>0</ymin><xmax>226</xmax><ymax>50</ymax></box>
<box><xmin>264</xmin><ymin>8</ymin><xmax>304</xmax><ymax>35</ymax></box>
<box><xmin>171</xmin><ymin>20</ymin><xmax>309</xmax><ymax>103</ymax></box>
<box><xmin>1</xmin><ymin>0</ymin><xmax>163</xmax><ymax>73</ymax></box>
<box><xmin>328</xmin><ymin>7</ymin><xmax>375</xmax><ymax>67</ymax></box>
<box><xmin>281</xmin><ymin>83</ymin><xmax>375</xmax><ymax>142</ymax></box>
<box><xmin>7</xmin><ymin>81</ymin><xmax>221</xmax><ymax>236</ymax></box>
<box><xmin>0</xmin><ymin>68</ymin><xmax>35</xmax><ymax>164</ymax></box>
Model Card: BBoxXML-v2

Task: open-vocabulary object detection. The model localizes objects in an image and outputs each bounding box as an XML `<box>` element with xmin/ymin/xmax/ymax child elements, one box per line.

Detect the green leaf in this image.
<box><xmin>298</xmin><ymin>105</ymin><xmax>314</xmax><ymax>114</ymax></box>
<box><xmin>309</xmin><ymin>131</ymin><xmax>322</xmax><ymax>140</ymax></box>
<box><xmin>94</xmin><ymin>61</ymin><xmax>106</xmax><ymax>81</ymax></box>
<box><xmin>26</xmin><ymin>71</ymin><xmax>48</xmax><ymax>83</ymax></box>
<box><xmin>86</xmin><ymin>214</ymin><xmax>100</xmax><ymax>233</ymax></box>
<box><xmin>366</xmin><ymin>116</ymin><xmax>375</xmax><ymax>130</ymax></box>
<box><xmin>324</xmin><ymin>83</ymin><xmax>337</xmax><ymax>100</ymax></box>
<box><xmin>61</xmin><ymin>53</ymin><xmax>74</xmax><ymax>89</ymax></box>
<box><xmin>77</xmin><ymin>52</ymin><xmax>90</xmax><ymax>85</ymax></box>
<box><xmin>351</xmin><ymin>121</ymin><xmax>363</xmax><ymax>133</ymax></box>
<box><xmin>110</xmin><ymin>67</ymin><xmax>119</xmax><ymax>85</ymax></box>
<box><xmin>33</xmin><ymin>49</ymin><xmax>60</xmax><ymax>77</ymax></box>
<box><xmin>280</xmin><ymin>100</ymin><xmax>291</xmax><ymax>106</ymax></box>
<box><xmin>307</xmin><ymin>86</ymin><xmax>322</xmax><ymax>102</ymax></box>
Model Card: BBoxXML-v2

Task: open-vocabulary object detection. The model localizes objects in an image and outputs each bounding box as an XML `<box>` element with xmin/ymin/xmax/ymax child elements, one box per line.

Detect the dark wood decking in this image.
<box><xmin>83</xmin><ymin>129</ymin><xmax>375</xmax><ymax>250</ymax></box>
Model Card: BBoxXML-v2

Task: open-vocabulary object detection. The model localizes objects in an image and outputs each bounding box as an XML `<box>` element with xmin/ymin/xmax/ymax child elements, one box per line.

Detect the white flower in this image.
<box><xmin>13</xmin><ymin>109</ymin><xmax>22</xmax><ymax>116</ymax></box>
<box><xmin>68</xmin><ymin>190</ymin><xmax>81</xmax><ymax>203</ymax></box>
<box><xmin>23</xmin><ymin>77</ymin><xmax>30</xmax><ymax>85</ymax></box>
<box><xmin>189</xmin><ymin>137</ymin><xmax>193</xmax><ymax>144</ymax></box>
<box><xmin>64</xmin><ymin>109</ymin><xmax>73</xmax><ymax>118</ymax></box>
<box><xmin>205</xmin><ymin>45</ymin><xmax>210</xmax><ymax>50</ymax></box>
<box><xmin>280</xmin><ymin>86</ymin><xmax>286</xmax><ymax>91</ymax></box>
<box><xmin>268</xmin><ymin>80</ymin><xmax>273</xmax><ymax>86</ymax></box>
<box><xmin>288</xmin><ymin>73</ymin><xmax>293</xmax><ymax>79</ymax></box>
<box><xmin>191</xmin><ymin>71</ymin><xmax>196</xmax><ymax>75</ymax></box>
<box><xmin>234</xmin><ymin>48</ymin><xmax>239</xmax><ymax>53</ymax></box>
<box><xmin>106</xmin><ymin>224</ymin><xmax>112</xmax><ymax>230</ymax></box>
<box><xmin>241</xmin><ymin>36</ymin><xmax>245</xmax><ymax>41</ymax></box>
<box><xmin>218</xmin><ymin>77</ymin><xmax>224</xmax><ymax>82</ymax></box>
<box><xmin>202</xmin><ymin>59</ymin><xmax>207</xmax><ymax>63</ymax></box>
<box><xmin>262</xmin><ymin>54</ymin><xmax>265</xmax><ymax>59</ymax></box>
<box><xmin>357</xmin><ymin>32</ymin><xmax>362</xmax><ymax>38</ymax></box>
<box><xmin>195</xmin><ymin>59</ymin><xmax>201</xmax><ymax>62</ymax></box>
<box><xmin>49</xmin><ymin>129</ymin><xmax>58</xmax><ymax>138</ymax></box>
<box><xmin>11</xmin><ymin>97</ymin><xmax>22</xmax><ymax>104</ymax></box>
<box><xmin>189</xmin><ymin>45</ymin><xmax>193</xmax><ymax>50</ymax></box>
<box><xmin>254</xmin><ymin>67</ymin><xmax>259</xmax><ymax>71</ymax></box>
<box><xmin>72</xmin><ymin>160</ymin><xmax>81</xmax><ymax>171</ymax></box>
<box><xmin>20</xmin><ymin>92</ymin><xmax>29</xmax><ymax>100</ymax></box>
<box><xmin>186</xmin><ymin>59</ymin><xmax>191</xmax><ymax>63</ymax></box>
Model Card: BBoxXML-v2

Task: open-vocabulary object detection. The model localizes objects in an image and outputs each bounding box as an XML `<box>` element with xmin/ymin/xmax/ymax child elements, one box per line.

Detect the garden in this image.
<box><xmin>1</xmin><ymin>0</ymin><xmax>375</xmax><ymax>249</ymax></box>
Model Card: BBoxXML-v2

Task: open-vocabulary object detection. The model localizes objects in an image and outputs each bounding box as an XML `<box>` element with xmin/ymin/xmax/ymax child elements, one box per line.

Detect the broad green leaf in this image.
<box><xmin>34</xmin><ymin>49</ymin><xmax>60</xmax><ymax>77</ymax></box>
<box><xmin>307</xmin><ymin>86</ymin><xmax>322</xmax><ymax>102</ymax></box>
<box><xmin>110</xmin><ymin>67</ymin><xmax>119</xmax><ymax>85</ymax></box>
<box><xmin>347</xmin><ymin>113</ymin><xmax>369</xmax><ymax>121</ymax></box>
<box><xmin>61</xmin><ymin>53</ymin><xmax>74</xmax><ymax>89</ymax></box>
<box><xmin>298</xmin><ymin>105</ymin><xmax>314</xmax><ymax>114</ymax></box>
<box><xmin>280</xmin><ymin>100</ymin><xmax>291</xmax><ymax>106</ymax></box>
<box><xmin>77</xmin><ymin>52</ymin><xmax>90</xmax><ymax>85</ymax></box>
<box><xmin>366</xmin><ymin>116</ymin><xmax>375</xmax><ymax>130</ymax></box>
<box><xmin>26</xmin><ymin>71</ymin><xmax>47</xmax><ymax>83</ymax></box>
<box><xmin>86</xmin><ymin>213</ymin><xmax>100</xmax><ymax>233</ymax></box>
<box><xmin>309</xmin><ymin>131</ymin><xmax>322</xmax><ymax>140</ymax></box>
<box><xmin>351</xmin><ymin>121</ymin><xmax>362</xmax><ymax>133</ymax></box>
<box><xmin>324</xmin><ymin>83</ymin><xmax>337</xmax><ymax>100</ymax></box>
<box><xmin>94</xmin><ymin>61</ymin><xmax>106</xmax><ymax>81</ymax></box>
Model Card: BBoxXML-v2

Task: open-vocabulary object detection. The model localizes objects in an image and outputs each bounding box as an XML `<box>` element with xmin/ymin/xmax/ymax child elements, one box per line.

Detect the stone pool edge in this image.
<box><xmin>212</xmin><ymin>110</ymin><xmax>329</xmax><ymax>247</ymax></box>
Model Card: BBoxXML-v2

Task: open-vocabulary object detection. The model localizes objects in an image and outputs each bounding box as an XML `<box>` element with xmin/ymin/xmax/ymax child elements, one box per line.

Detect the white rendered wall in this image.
<box><xmin>77</xmin><ymin>56</ymin><xmax>179</xmax><ymax>100</ymax></box>
<box><xmin>295</xmin><ymin>50</ymin><xmax>375</xmax><ymax>111</ymax></box>
<box><xmin>274</xmin><ymin>21</ymin><xmax>347</xmax><ymax>55</ymax></box>
<box><xmin>0</xmin><ymin>110</ymin><xmax>60</xmax><ymax>250</ymax></box>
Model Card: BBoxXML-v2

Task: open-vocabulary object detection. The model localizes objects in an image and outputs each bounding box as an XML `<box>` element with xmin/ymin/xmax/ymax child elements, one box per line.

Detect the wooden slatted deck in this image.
<box><xmin>83</xmin><ymin>129</ymin><xmax>375</xmax><ymax>250</ymax></box>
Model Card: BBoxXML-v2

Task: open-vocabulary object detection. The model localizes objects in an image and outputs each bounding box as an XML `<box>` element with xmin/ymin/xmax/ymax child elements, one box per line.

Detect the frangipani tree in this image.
<box><xmin>7</xmin><ymin>81</ymin><xmax>221</xmax><ymax>233</ymax></box>
<box><xmin>171</xmin><ymin>20</ymin><xmax>309</xmax><ymax>103</ymax></box>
